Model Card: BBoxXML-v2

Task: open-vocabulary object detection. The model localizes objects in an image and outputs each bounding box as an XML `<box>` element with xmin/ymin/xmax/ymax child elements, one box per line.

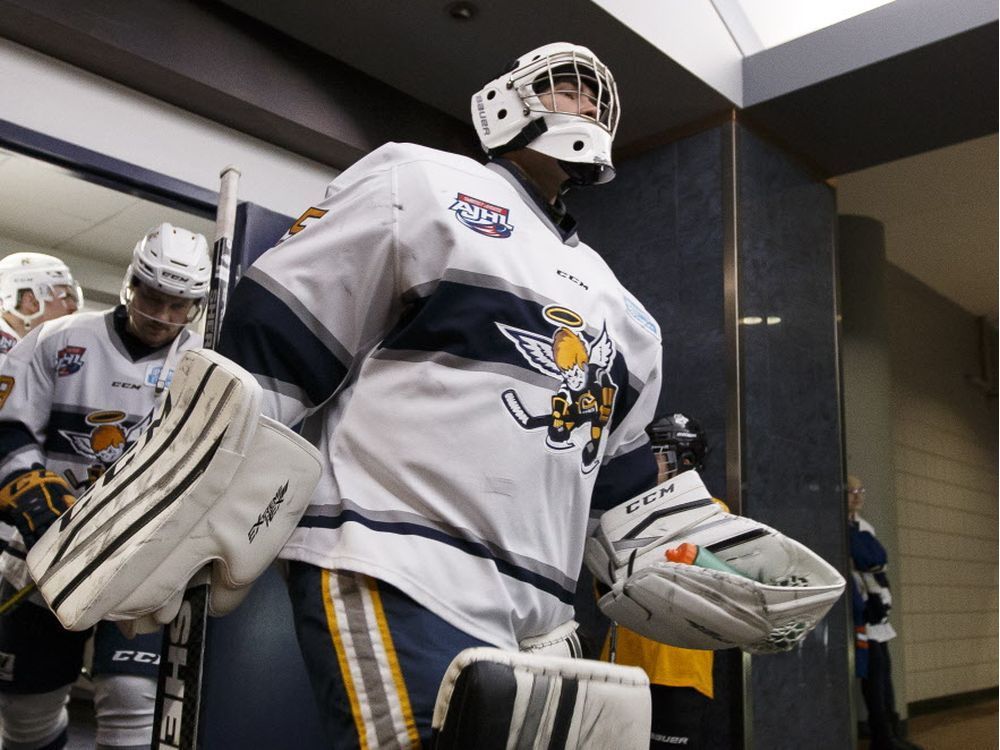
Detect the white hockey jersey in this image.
<box><xmin>219</xmin><ymin>143</ymin><xmax>662</xmax><ymax>648</ymax></box>
<box><xmin>0</xmin><ymin>308</ymin><xmax>201</xmax><ymax>587</ymax></box>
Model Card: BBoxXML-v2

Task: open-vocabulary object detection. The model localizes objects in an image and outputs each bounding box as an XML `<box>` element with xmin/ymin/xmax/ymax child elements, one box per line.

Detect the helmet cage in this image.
<box><xmin>512</xmin><ymin>49</ymin><xmax>619</xmax><ymax>138</ymax></box>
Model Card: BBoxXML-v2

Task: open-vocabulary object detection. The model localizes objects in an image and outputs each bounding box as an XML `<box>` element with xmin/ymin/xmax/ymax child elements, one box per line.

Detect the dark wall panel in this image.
<box><xmin>736</xmin><ymin>125</ymin><xmax>852</xmax><ymax>749</ymax></box>
<box><xmin>569</xmin><ymin>128</ymin><xmax>728</xmax><ymax>495</ymax></box>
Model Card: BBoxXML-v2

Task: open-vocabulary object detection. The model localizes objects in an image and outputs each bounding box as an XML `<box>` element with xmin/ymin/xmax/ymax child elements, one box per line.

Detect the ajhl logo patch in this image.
<box><xmin>56</xmin><ymin>346</ymin><xmax>86</xmax><ymax>376</ymax></box>
<box><xmin>450</xmin><ymin>193</ymin><xmax>514</xmax><ymax>238</ymax></box>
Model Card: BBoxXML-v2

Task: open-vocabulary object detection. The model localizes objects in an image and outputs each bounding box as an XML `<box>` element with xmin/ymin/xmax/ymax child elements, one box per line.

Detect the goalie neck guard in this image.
<box><xmin>471</xmin><ymin>42</ymin><xmax>620</xmax><ymax>186</ymax></box>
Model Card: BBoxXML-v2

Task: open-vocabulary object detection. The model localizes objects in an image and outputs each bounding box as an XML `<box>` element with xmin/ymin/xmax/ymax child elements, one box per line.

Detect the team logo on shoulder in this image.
<box><xmin>56</xmin><ymin>346</ymin><xmax>86</xmax><ymax>376</ymax></box>
<box><xmin>0</xmin><ymin>331</ymin><xmax>16</xmax><ymax>355</ymax></box>
<box><xmin>278</xmin><ymin>207</ymin><xmax>328</xmax><ymax>243</ymax></box>
<box><xmin>450</xmin><ymin>193</ymin><xmax>514</xmax><ymax>238</ymax></box>
<box><xmin>497</xmin><ymin>305</ymin><xmax>618</xmax><ymax>474</ymax></box>
<box><xmin>58</xmin><ymin>410</ymin><xmax>151</xmax><ymax>489</ymax></box>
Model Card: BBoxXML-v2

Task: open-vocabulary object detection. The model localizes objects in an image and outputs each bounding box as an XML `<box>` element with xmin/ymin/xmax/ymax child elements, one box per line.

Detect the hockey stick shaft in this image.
<box><xmin>152</xmin><ymin>165</ymin><xmax>240</xmax><ymax>750</ymax></box>
<box><xmin>202</xmin><ymin>165</ymin><xmax>240</xmax><ymax>350</ymax></box>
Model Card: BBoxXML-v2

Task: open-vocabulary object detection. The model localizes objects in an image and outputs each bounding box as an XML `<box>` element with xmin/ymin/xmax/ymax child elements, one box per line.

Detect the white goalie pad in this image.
<box><xmin>432</xmin><ymin>648</ymin><xmax>650</xmax><ymax>750</ymax></box>
<box><xmin>584</xmin><ymin>472</ymin><xmax>845</xmax><ymax>653</ymax></box>
<box><xmin>26</xmin><ymin>349</ymin><xmax>322</xmax><ymax>632</ymax></box>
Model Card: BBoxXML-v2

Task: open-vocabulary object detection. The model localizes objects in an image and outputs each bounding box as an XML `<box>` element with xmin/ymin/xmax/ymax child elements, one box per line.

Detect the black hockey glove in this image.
<box><xmin>0</xmin><ymin>464</ymin><xmax>76</xmax><ymax>549</ymax></box>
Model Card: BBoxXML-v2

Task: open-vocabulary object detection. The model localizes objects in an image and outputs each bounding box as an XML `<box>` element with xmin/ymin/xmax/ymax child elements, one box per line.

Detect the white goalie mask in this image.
<box><xmin>0</xmin><ymin>252</ymin><xmax>83</xmax><ymax>327</ymax></box>
<box><xmin>121</xmin><ymin>223</ymin><xmax>211</xmax><ymax>323</ymax></box>
<box><xmin>471</xmin><ymin>42</ymin><xmax>620</xmax><ymax>185</ymax></box>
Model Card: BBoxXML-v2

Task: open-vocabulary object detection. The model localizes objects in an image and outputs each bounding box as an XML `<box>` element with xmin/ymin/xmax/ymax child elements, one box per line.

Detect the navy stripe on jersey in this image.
<box><xmin>590</xmin><ymin>441</ymin><xmax>658</xmax><ymax>513</ymax></box>
<box><xmin>379</xmin><ymin>280</ymin><xmax>640</xmax><ymax>431</ymax></box>
<box><xmin>43</xmin><ymin>409</ymin><xmax>144</xmax><ymax>461</ymax></box>
<box><xmin>218</xmin><ymin>276</ymin><xmax>349</xmax><ymax>408</ymax></box>
<box><xmin>300</xmin><ymin>509</ymin><xmax>576</xmax><ymax>605</ymax></box>
<box><xmin>0</xmin><ymin>422</ymin><xmax>37</xmax><ymax>465</ymax></box>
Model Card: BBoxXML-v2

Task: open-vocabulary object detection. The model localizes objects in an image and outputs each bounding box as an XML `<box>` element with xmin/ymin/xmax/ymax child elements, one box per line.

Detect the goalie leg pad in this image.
<box><xmin>26</xmin><ymin>349</ymin><xmax>323</xmax><ymax>632</ymax></box>
<box><xmin>432</xmin><ymin>648</ymin><xmax>651</xmax><ymax>750</ymax></box>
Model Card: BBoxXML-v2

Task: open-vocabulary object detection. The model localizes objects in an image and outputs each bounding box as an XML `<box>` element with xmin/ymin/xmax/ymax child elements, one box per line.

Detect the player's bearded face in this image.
<box><xmin>126</xmin><ymin>282</ymin><xmax>197</xmax><ymax>348</ymax></box>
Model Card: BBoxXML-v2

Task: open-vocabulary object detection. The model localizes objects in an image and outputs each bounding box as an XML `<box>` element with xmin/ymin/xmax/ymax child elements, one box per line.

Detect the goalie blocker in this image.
<box><xmin>584</xmin><ymin>471</ymin><xmax>845</xmax><ymax>653</ymax></box>
<box><xmin>26</xmin><ymin>349</ymin><xmax>322</xmax><ymax>634</ymax></box>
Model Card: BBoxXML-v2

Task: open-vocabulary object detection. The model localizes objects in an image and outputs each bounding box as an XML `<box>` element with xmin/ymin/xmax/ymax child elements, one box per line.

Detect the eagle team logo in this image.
<box><xmin>498</xmin><ymin>305</ymin><xmax>618</xmax><ymax>473</ymax></box>
<box><xmin>450</xmin><ymin>193</ymin><xmax>514</xmax><ymax>238</ymax></box>
<box><xmin>56</xmin><ymin>346</ymin><xmax>86</xmax><ymax>376</ymax></box>
<box><xmin>58</xmin><ymin>410</ymin><xmax>151</xmax><ymax>489</ymax></box>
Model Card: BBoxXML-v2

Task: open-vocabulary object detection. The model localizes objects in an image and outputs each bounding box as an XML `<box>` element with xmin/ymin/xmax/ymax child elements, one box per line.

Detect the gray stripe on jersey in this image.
<box><xmin>372</xmin><ymin>348</ymin><xmax>556</xmax><ymax>390</ymax></box>
<box><xmin>244</xmin><ymin>265</ymin><xmax>353</xmax><ymax>368</ymax></box>
<box><xmin>250</xmin><ymin>372</ymin><xmax>314</xmax><ymax>407</ymax></box>
<box><xmin>336</xmin><ymin>573</ymin><xmax>399</xmax><ymax>749</ymax></box>
<box><xmin>308</xmin><ymin>498</ymin><xmax>577</xmax><ymax>591</ymax></box>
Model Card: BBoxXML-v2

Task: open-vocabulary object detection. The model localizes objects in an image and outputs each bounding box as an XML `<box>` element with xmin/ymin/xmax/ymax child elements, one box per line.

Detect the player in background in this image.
<box><xmin>604</xmin><ymin>413</ymin><xmax>723</xmax><ymax>749</ymax></box>
<box><xmin>0</xmin><ymin>252</ymin><xmax>82</xmax><ymax>355</ymax></box>
<box><xmin>217</xmin><ymin>42</ymin><xmax>663</xmax><ymax>746</ymax></box>
<box><xmin>0</xmin><ymin>224</ymin><xmax>209</xmax><ymax>750</ymax></box>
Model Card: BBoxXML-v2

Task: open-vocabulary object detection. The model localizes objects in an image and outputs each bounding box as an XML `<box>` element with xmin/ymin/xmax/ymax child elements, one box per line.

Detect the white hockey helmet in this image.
<box><xmin>0</xmin><ymin>252</ymin><xmax>83</xmax><ymax>325</ymax></box>
<box><xmin>471</xmin><ymin>42</ymin><xmax>620</xmax><ymax>185</ymax></box>
<box><xmin>122</xmin><ymin>223</ymin><xmax>211</xmax><ymax>302</ymax></box>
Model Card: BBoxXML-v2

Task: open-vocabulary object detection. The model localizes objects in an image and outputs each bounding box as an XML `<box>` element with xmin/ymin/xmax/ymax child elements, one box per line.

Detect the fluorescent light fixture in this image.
<box><xmin>740</xmin><ymin>316</ymin><xmax>763</xmax><ymax>325</ymax></box>
<box><xmin>766</xmin><ymin>316</ymin><xmax>782</xmax><ymax>325</ymax></box>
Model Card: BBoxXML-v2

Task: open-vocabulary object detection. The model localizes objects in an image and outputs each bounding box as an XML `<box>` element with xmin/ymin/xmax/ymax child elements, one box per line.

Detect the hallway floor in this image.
<box><xmin>860</xmin><ymin>699</ymin><xmax>999</xmax><ymax>750</ymax></box>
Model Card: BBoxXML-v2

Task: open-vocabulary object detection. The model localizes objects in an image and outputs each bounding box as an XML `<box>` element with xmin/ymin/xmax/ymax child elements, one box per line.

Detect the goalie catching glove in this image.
<box><xmin>26</xmin><ymin>349</ymin><xmax>322</xmax><ymax>633</ymax></box>
<box><xmin>0</xmin><ymin>465</ymin><xmax>76</xmax><ymax>549</ymax></box>
<box><xmin>584</xmin><ymin>471</ymin><xmax>845</xmax><ymax>654</ymax></box>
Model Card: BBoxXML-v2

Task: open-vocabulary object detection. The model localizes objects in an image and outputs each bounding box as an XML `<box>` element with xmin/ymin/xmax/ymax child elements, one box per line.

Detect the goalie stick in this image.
<box><xmin>151</xmin><ymin>165</ymin><xmax>240</xmax><ymax>750</ymax></box>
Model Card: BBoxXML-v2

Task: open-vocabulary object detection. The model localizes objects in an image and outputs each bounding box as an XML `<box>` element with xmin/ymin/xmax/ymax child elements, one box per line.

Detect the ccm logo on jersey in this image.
<box><xmin>450</xmin><ymin>193</ymin><xmax>514</xmax><ymax>238</ymax></box>
<box><xmin>111</xmin><ymin>650</ymin><xmax>160</xmax><ymax>665</ymax></box>
<box><xmin>56</xmin><ymin>346</ymin><xmax>86</xmax><ymax>376</ymax></box>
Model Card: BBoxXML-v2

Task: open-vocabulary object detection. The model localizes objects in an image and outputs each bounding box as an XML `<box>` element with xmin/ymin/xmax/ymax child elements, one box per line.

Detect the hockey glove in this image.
<box><xmin>584</xmin><ymin>471</ymin><xmax>845</xmax><ymax>653</ymax></box>
<box><xmin>0</xmin><ymin>465</ymin><xmax>76</xmax><ymax>549</ymax></box>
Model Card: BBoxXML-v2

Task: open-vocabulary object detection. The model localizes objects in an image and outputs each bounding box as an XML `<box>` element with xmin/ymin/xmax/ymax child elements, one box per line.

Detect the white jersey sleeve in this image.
<box><xmin>0</xmin><ymin>324</ymin><xmax>53</xmax><ymax>474</ymax></box>
<box><xmin>219</xmin><ymin>145</ymin><xmax>435</xmax><ymax>426</ymax></box>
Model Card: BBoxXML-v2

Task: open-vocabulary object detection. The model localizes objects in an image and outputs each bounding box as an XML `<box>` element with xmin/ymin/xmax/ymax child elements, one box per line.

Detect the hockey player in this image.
<box><xmin>216</xmin><ymin>42</ymin><xmax>663</xmax><ymax>746</ymax></box>
<box><xmin>0</xmin><ymin>224</ymin><xmax>209</xmax><ymax>750</ymax></box>
<box><xmin>0</xmin><ymin>252</ymin><xmax>82</xmax><ymax>355</ymax></box>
